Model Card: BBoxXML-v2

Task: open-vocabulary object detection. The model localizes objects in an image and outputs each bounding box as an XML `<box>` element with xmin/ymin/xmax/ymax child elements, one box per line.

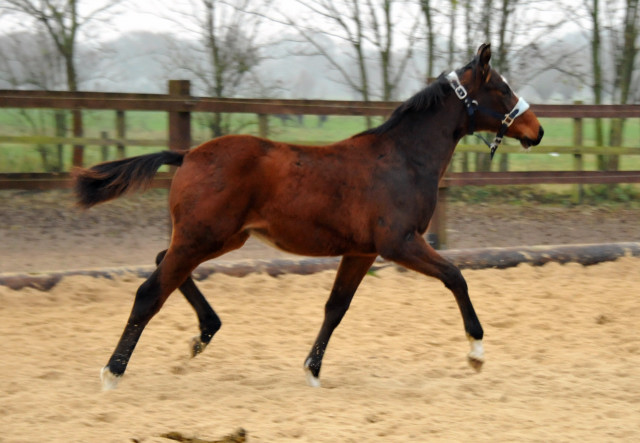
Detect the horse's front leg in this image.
<box><xmin>304</xmin><ymin>254</ymin><xmax>377</xmax><ymax>387</ymax></box>
<box><xmin>381</xmin><ymin>234</ymin><xmax>484</xmax><ymax>371</ymax></box>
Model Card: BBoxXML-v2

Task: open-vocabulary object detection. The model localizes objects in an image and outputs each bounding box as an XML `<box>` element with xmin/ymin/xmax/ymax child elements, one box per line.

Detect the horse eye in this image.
<box><xmin>499</xmin><ymin>84</ymin><xmax>512</xmax><ymax>96</ymax></box>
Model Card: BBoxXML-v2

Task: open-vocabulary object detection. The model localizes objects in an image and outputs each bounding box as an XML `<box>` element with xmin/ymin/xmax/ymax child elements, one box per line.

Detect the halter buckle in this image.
<box><xmin>446</xmin><ymin>71</ymin><xmax>468</xmax><ymax>100</ymax></box>
<box><xmin>502</xmin><ymin>114</ymin><xmax>515</xmax><ymax>126</ymax></box>
<box><xmin>453</xmin><ymin>85</ymin><xmax>467</xmax><ymax>100</ymax></box>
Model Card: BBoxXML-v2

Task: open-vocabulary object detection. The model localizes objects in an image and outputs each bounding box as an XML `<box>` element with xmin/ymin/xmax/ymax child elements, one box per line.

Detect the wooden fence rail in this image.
<box><xmin>2</xmin><ymin>88</ymin><xmax>640</xmax><ymax>117</ymax></box>
<box><xmin>2</xmin><ymin>81</ymin><xmax>639</xmax><ymax>248</ymax></box>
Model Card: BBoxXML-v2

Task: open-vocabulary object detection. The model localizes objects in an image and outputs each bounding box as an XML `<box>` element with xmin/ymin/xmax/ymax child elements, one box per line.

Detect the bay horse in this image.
<box><xmin>75</xmin><ymin>44</ymin><xmax>543</xmax><ymax>390</ymax></box>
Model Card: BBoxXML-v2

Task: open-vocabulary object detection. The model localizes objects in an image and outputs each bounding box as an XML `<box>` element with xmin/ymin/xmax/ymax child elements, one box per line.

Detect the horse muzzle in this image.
<box><xmin>519</xmin><ymin>126</ymin><xmax>544</xmax><ymax>149</ymax></box>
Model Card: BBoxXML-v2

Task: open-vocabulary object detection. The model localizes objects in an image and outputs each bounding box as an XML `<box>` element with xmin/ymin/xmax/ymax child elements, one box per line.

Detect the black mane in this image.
<box><xmin>355</xmin><ymin>74</ymin><xmax>451</xmax><ymax>137</ymax></box>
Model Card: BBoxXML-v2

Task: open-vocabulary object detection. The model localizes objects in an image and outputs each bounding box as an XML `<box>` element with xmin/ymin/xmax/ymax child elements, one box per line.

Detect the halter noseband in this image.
<box><xmin>446</xmin><ymin>70</ymin><xmax>530</xmax><ymax>159</ymax></box>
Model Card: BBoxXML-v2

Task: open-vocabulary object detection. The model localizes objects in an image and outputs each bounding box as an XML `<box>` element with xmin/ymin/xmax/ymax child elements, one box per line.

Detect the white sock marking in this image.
<box><xmin>303</xmin><ymin>358</ymin><xmax>321</xmax><ymax>388</ymax></box>
<box><xmin>468</xmin><ymin>339</ymin><xmax>485</xmax><ymax>362</ymax></box>
<box><xmin>467</xmin><ymin>338</ymin><xmax>485</xmax><ymax>371</ymax></box>
<box><xmin>100</xmin><ymin>366</ymin><xmax>121</xmax><ymax>391</ymax></box>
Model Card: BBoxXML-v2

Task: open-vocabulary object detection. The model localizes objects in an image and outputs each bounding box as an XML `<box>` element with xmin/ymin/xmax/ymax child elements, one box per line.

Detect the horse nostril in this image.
<box><xmin>530</xmin><ymin>126</ymin><xmax>544</xmax><ymax>146</ymax></box>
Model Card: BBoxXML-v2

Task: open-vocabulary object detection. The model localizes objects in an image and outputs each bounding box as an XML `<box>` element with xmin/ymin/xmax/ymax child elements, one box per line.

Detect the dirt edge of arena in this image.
<box><xmin>2</xmin><ymin>242</ymin><xmax>638</xmax><ymax>291</ymax></box>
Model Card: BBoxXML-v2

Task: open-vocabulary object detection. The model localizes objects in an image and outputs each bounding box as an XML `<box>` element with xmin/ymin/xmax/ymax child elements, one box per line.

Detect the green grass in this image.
<box><xmin>266</xmin><ymin>115</ymin><xmax>386</xmax><ymax>144</ymax></box>
<box><xmin>1</xmin><ymin>109</ymin><xmax>638</xmax><ymax>176</ymax></box>
<box><xmin>447</xmin><ymin>183</ymin><xmax>640</xmax><ymax>207</ymax></box>
<box><xmin>537</xmin><ymin>117</ymin><xmax>640</xmax><ymax>147</ymax></box>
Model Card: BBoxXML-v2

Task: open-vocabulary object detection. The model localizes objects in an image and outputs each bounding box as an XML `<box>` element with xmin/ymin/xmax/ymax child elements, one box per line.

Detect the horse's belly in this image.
<box><xmin>247</xmin><ymin>227</ymin><xmax>370</xmax><ymax>257</ymax></box>
<box><xmin>248</xmin><ymin>228</ymin><xmax>288</xmax><ymax>252</ymax></box>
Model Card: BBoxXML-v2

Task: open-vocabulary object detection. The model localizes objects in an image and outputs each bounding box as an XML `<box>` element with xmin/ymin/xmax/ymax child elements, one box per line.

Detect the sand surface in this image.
<box><xmin>1</xmin><ymin>257</ymin><xmax>639</xmax><ymax>442</ymax></box>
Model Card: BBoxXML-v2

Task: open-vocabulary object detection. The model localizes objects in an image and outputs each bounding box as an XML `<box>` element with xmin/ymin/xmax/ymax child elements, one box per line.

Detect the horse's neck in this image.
<box><xmin>392</xmin><ymin>99</ymin><xmax>466</xmax><ymax>178</ymax></box>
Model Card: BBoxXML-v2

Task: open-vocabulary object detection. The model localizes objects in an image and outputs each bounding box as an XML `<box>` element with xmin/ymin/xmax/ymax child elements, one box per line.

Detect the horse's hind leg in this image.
<box><xmin>101</xmin><ymin>231</ymin><xmax>250</xmax><ymax>390</ymax></box>
<box><xmin>155</xmin><ymin>250</ymin><xmax>220</xmax><ymax>357</ymax></box>
<box><xmin>304</xmin><ymin>254</ymin><xmax>376</xmax><ymax>387</ymax></box>
<box><xmin>100</xmin><ymin>250</ymin><xmax>198</xmax><ymax>390</ymax></box>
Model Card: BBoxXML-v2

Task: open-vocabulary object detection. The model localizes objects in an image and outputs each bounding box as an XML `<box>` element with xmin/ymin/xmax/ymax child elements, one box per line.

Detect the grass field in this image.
<box><xmin>1</xmin><ymin>109</ymin><xmax>639</xmax><ymax>186</ymax></box>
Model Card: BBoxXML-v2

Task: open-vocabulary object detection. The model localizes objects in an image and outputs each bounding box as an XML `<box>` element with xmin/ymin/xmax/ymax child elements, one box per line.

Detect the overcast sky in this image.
<box><xmin>2</xmin><ymin>0</ymin><xmax>583</xmax><ymax>44</ymax></box>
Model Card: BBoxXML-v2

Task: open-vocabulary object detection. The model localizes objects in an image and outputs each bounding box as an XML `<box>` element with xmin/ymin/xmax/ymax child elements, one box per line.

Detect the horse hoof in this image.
<box><xmin>304</xmin><ymin>367</ymin><xmax>321</xmax><ymax>388</ymax></box>
<box><xmin>190</xmin><ymin>336</ymin><xmax>207</xmax><ymax>358</ymax></box>
<box><xmin>467</xmin><ymin>339</ymin><xmax>485</xmax><ymax>372</ymax></box>
<box><xmin>303</xmin><ymin>359</ymin><xmax>321</xmax><ymax>388</ymax></box>
<box><xmin>100</xmin><ymin>366</ymin><xmax>121</xmax><ymax>391</ymax></box>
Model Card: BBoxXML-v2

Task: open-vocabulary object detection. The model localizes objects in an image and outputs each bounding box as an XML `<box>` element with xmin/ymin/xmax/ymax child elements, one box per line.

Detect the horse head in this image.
<box><xmin>449</xmin><ymin>43</ymin><xmax>544</xmax><ymax>157</ymax></box>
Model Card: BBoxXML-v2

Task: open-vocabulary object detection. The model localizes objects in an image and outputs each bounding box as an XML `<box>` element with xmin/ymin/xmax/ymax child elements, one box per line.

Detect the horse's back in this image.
<box><xmin>167</xmin><ymin>134</ymin><xmax>383</xmax><ymax>256</ymax></box>
<box><xmin>174</xmin><ymin>134</ymin><xmax>374</xmax><ymax>198</ymax></box>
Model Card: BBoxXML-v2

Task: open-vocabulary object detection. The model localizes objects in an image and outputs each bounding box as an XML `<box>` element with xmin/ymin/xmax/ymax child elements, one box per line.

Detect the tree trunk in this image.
<box><xmin>447</xmin><ymin>0</ymin><xmax>456</xmax><ymax>67</ymax></box>
<box><xmin>590</xmin><ymin>0</ymin><xmax>606</xmax><ymax>170</ymax></box>
<box><xmin>605</xmin><ymin>0</ymin><xmax>638</xmax><ymax>193</ymax></box>
<box><xmin>420</xmin><ymin>0</ymin><xmax>435</xmax><ymax>79</ymax></box>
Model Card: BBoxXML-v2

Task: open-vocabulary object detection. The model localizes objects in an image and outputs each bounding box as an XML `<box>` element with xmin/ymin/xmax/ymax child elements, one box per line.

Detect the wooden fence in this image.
<box><xmin>1</xmin><ymin>80</ymin><xmax>639</xmax><ymax>248</ymax></box>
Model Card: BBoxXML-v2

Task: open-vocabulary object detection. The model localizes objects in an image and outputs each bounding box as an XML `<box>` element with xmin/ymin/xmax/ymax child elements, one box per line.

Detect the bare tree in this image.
<box><xmin>603</xmin><ymin>0</ymin><xmax>639</xmax><ymax>174</ymax></box>
<box><xmin>588</xmin><ymin>0</ymin><xmax>605</xmax><ymax>148</ymax></box>
<box><xmin>365</xmin><ymin>0</ymin><xmax>421</xmax><ymax>101</ymax></box>
<box><xmin>561</xmin><ymin>0</ymin><xmax>638</xmax><ymax>167</ymax></box>
<box><xmin>1</xmin><ymin>0</ymin><xmax>124</xmax><ymax>91</ymax></box>
<box><xmin>277</xmin><ymin>0</ymin><xmax>421</xmax><ymax>105</ymax></box>
<box><xmin>419</xmin><ymin>0</ymin><xmax>436</xmax><ymax>79</ymax></box>
<box><xmin>278</xmin><ymin>0</ymin><xmax>372</xmax><ymax>104</ymax></box>
<box><xmin>160</xmin><ymin>0</ymin><xmax>274</xmax><ymax>137</ymax></box>
<box><xmin>0</xmin><ymin>30</ymin><xmax>65</xmax><ymax>89</ymax></box>
<box><xmin>1</xmin><ymin>0</ymin><xmax>125</xmax><ymax>167</ymax></box>
<box><xmin>537</xmin><ymin>0</ymin><xmax>638</xmax><ymax>178</ymax></box>
<box><xmin>613</xmin><ymin>0</ymin><xmax>639</xmax><ymax>106</ymax></box>
<box><xmin>0</xmin><ymin>30</ymin><xmax>67</xmax><ymax>171</ymax></box>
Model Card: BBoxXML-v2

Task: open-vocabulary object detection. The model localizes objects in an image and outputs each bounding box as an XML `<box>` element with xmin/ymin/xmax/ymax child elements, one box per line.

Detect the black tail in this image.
<box><xmin>74</xmin><ymin>150</ymin><xmax>185</xmax><ymax>208</ymax></box>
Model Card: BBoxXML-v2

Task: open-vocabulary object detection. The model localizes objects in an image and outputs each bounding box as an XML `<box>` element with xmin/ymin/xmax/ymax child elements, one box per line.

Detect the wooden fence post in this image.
<box><xmin>168</xmin><ymin>80</ymin><xmax>191</xmax><ymax>152</ymax></box>
<box><xmin>258</xmin><ymin>114</ymin><xmax>269</xmax><ymax>138</ymax></box>
<box><xmin>72</xmin><ymin>109</ymin><xmax>84</xmax><ymax>167</ymax></box>
<box><xmin>572</xmin><ymin>101</ymin><xmax>584</xmax><ymax>204</ymax></box>
<box><xmin>100</xmin><ymin>131</ymin><xmax>109</xmax><ymax>161</ymax></box>
<box><xmin>166</xmin><ymin>80</ymin><xmax>192</xmax><ymax>236</ymax></box>
<box><xmin>426</xmin><ymin>181</ymin><xmax>448</xmax><ymax>250</ymax></box>
<box><xmin>116</xmin><ymin>110</ymin><xmax>126</xmax><ymax>158</ymax></box>
<box><xmin>54</xmin><ymin>111</ymin><xmax>66</xmax><ymax>171</ymax></box>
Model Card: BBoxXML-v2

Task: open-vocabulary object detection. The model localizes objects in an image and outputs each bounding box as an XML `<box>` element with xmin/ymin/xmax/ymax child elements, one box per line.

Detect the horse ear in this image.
<box><xmin>476</xmin><ymin>43</ymin><xmax>492</xmax><ymax>81</ymax></box>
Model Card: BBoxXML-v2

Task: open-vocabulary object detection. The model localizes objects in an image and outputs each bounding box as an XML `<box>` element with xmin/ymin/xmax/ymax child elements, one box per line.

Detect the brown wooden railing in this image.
<box><xmin>1</xmin><ymin>81</ymin><xmax>639</xmax><ymax>248</ymax></box>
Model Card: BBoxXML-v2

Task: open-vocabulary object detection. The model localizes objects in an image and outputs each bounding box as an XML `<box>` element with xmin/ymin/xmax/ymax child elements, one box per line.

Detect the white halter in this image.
<box><xmin>446</xmin><ymin>70</ymin><xmax>530</xmax><ymax>158</ymax></box>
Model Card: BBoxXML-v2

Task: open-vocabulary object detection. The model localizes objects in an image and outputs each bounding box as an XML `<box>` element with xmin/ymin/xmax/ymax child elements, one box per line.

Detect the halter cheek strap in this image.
<box><xmin>446</xmin><ymin>71</ymin><xmax>477</xmax><ymax>127</ymax></box>
<box><xmin>446</xmin><ymin>70</ymin><xmax>530</xmax><ymax>159</ymax></box>
<box><xmin>488</xmin><ymin>96</ymin><xmax>529</xmax><ymax>158</ymax></box>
